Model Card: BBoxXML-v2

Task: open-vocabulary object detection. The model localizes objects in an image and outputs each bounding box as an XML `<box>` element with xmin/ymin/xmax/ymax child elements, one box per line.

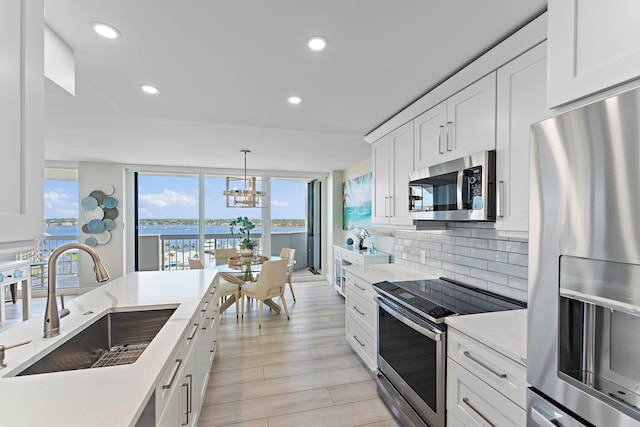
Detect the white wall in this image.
<box><xmin>78</xmin><ymin>162</ymin><xmax>125</xmax><ymax>288</ymax></box>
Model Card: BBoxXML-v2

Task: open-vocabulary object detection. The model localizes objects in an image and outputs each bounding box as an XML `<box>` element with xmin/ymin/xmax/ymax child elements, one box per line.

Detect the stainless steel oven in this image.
<box><xmin>375</xmin><ymin>294</ymin><xmax>446</xmax><ymax>427</ymax></box>
<box><xmin>373</xmin><ymin>278</ymin><xmax>526</xmax><ymax>427</ymax></box>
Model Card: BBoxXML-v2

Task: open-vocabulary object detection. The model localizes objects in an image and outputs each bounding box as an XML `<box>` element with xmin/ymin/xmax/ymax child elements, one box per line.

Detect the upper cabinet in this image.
<box><xmin>414</xmin><ymin>73</ymin><xmax>496</xmax><ymax>170</ymax></box>
<box><xmin>372</xmin><ymin>121</ymin><xmax>413</xmax><ymax>226</ymax></box>
<box><xmin>495</xmin><ymin>42</ymin><xmax>551</xmax><ymax>235</ymax></box>
<box><xmin>0</xmin><ymin>0</ymin><xmax>44</xmax><ymax>251</ymax></box>
<box><xmin>547</xmin><ymin>0</ymin><xmax>640</xmax><ymax>108</ymax></box>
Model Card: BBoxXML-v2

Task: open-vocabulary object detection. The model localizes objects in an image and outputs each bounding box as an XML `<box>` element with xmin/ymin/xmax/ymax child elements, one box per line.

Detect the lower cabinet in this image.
<box><xmin>156</xmin><ymin>278</ymin><xmax>219</xmax><ymax>426</ymax></box>
<box><xmin>446</xmin><ymin>328</ymin><xmax>526</xmax><ymax>426</ymax></box>
<box><xmin>344</xmin><ymin>270</ymin><xmax>378</xmax><ymax>371</ymax></box>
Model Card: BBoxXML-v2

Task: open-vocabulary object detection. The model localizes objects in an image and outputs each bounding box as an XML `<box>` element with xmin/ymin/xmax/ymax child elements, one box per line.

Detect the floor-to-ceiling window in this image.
<box><xmin>38</xmin><ymin>167</ymin><xmax>80</xmax><ymax>295</ymax></box>
<box><xmin>204</xmin><ymin>176</ymin><xmax>261</xmax><ymax>258</ymax></box>
<box><xmin>137</xmin><ymin>173</ymin><xmax>200</xmax><ymax>270</ymax></box>
<box><xmin>130</xmin><ymin>167</ymin><xmax>320</xmax><ymax>273</ymax></box>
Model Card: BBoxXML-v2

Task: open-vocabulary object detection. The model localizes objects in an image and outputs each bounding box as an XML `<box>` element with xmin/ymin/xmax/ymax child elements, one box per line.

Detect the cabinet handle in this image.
<box><xmin>201</xmin><ymin>301</ymin><xmax>209</xmax><ymax>313</ymax></box>
<box><xmin>497</xmin><ymin>181</ymin><xmax>504</xmax><ymax>217</ymax></box>
<box><xmin>353</xmin><ymin>335</ymin><xmax>366</xmax><ymax>347</ymax></box>
<box><xmin>202</xmin><ymin>317</ymin><xmax>209</xmax><ymax>330</ymax></box>
<box><xmin>388</xmin><ymin>195</ymin><xmax>394</xmax><ymax>217</ymax></box>
<box><xmin>446</xmin><ymin>121</ymin><xmax>453</xmax><ymax>151</ymax></box>
<box><xmin>186</xmin><ymin>374</ymin><xmax>193</xmax><ymax>414</ymax></box>
<box><xmin>210</xmin><ymin>339</ymin><xmax>217</xmax><ymax>353</ymax></box>
<box><xmin>384</xmin><ymin>196</ymin><xmax>389</xmax><ymax>217</ymax></box>
<box><xmin>181</xmin><ymin>383</ymin><xmax>189</xmax><ymax>425</ymax></box>
<box><xmin>463</xmin><ymin>350</ymin><xmax>507</xmax><ymax>378</ymax></box>
<box><xmin>353</xmin><ymin>306</ymin><xmax>365</xmax><ymax>316</ymax></box>
<box><xmin>187</xmin><ymin>323</ymin><xmax>199</xmax><ymax>340</ymax></box>
<box><xmin>462</xmin><ymin>397</ymin><xmax>496</xmax><ymax>427</ymax></box>
<box><xmin>438</xmin><ymin>125</ymin><xmax>445</xmax><ymax>154</ymax></box>
<box><xmin>162</xmin><ymin>358</ymin><xmax>183</xmax><ymax>389</ymax></box>
<box><xmin>354</xmin><ymin>283</ymin><xmax>366</xmax><ymax>291</ymax></box>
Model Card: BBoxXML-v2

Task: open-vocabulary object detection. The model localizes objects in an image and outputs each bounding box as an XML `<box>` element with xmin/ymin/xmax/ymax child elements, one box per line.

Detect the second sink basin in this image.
<box><xmin>17</xmin><ymin>308</ymin><xmax>176</xmax><ymax>376</ymax></box>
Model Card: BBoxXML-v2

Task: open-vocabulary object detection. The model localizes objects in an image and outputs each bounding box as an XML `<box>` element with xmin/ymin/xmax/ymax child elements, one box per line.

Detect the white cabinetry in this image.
<box><xmin>333</xmin><ymin>245</ymin><xmax>389</xmax><ymax>296</ymax></box>
<box><xmin>547</xmin><ymin>0</ymin><xmax>640</xmax><ymax>107</ymax></box>
<box><xmin>372</xmin><ymin>121</ymin><xmax>413</xmax><ymax>225</ymax></box>
<box><xmin>0</xmin><ymin>0</ymin><xmax>44</xmax><ymax>251</ymax></box>
<box><xmin>156</xmin><ymin>278</ymin><xmax>219</xmax><ymax>427</ymax></box>
<box><xmin>344</xmin><ymin>270</ymin><xmax>378</xmax><ymax>371</ymax></box>
<box><xmin>495</xmin><ymin>43</ymin><xmax>550</xmax><ymax>235</ymax></box>
<box><xmin>447</xmin><ymin>328</ymin><xmax>527</xmax><ymax>426</ymax></box>
<box><xmin>414</xmin><ymin>73</ymin><xmax>496</xmax><ymax>170</ymax></box>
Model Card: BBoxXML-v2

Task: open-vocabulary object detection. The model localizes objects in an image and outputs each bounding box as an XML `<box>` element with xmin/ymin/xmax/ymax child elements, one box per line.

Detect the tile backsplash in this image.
<box><xmin>393</xmin><ymin>223</ymin><xmax>528</xmax><ymax>302</ymax></box>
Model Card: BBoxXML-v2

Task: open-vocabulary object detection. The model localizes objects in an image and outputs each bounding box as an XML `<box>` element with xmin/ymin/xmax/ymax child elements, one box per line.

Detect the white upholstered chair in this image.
<box><xmin>188</xmin><ymin>258</ymin><xmax>204</xmax><ymax>269</ymax></box>
<box><xmin>240</xmin><ymin>259</ymin><xmax>290</xmax><ymax>328</ymax></box>
<box><xmin>279</xmin><ymin>247</ymin><xmax>296</xmax><ymax>301</ymax></box>
<box><xmin>215</xmin><ymin>248</ymin><xmax>237</xmax><ymax>264</ymax></box>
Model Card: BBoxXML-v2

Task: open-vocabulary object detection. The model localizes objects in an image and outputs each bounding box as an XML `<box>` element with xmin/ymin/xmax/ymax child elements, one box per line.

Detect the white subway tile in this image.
<box><xmin>468</xmin><ymin>267</ymin><xmax>508</xmax><ymax>285</ymax></box>
<box><xmin>487</xmin><ymin>261</ymin><xmax>528</xmax><ymax>279</ymax></box>
<box><xmin>454</xmin><ymin>237</ymin><xmax>489</xmax><ymax>249</ymax></box>
<box><xmin>508</xmin><ymin>253</ymin><xmax>529</xmax><ymax>267</ymax></box>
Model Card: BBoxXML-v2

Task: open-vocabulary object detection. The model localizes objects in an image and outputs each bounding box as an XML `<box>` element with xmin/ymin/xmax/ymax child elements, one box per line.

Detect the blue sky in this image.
<box><xmin>44</xmin><ymin>177</ymin><xmax>306</xmax><ymax>220</ymax></box>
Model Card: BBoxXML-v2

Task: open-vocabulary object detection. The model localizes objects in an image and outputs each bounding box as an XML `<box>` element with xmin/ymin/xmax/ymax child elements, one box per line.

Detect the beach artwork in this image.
<box><xmin>343</xmin><ymin>172</ymin><xmax>372</xmax><ymax>230</ymax></box>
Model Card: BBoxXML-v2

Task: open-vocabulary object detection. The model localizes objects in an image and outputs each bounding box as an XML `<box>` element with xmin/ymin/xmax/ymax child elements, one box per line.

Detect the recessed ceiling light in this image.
<box><xmin>307</xmin><ymin>36</ymin><xmax>328</xmax><ymax>51</ymax></box>
<box><xmin>140</xmin><ymin>84</ymin><xmax>160</xmax><ymax>95</ymax></box>
<box><xmin>288</xmin><ymin>96</ymin><xmax>302</xmax><ymax>105</ymax></box>
<box><xmin>92</xmin><ymin>22</ymin><xmax>121</xmax><ymax>39</ymax></box>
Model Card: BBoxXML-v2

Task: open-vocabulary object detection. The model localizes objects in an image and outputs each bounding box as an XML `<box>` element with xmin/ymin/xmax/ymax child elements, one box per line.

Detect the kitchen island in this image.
<box><xmin>0</xmin><ymin>269</ymin><xmax>219</xmax><ymax>426</ymax></box>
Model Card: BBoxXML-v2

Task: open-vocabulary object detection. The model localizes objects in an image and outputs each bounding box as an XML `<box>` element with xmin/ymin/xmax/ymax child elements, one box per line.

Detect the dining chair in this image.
<box><xmin>217</xmin><ymin>276</ymin><xmax>240</xmax><ymax>318</ymax></box>
<box><xmin>188</xmin><ymin>258</ymin><xmax>204</xmax><ymax>269</ymax></box>
<box><xmin>215</xmin><ymin>248</ymin><xmax>237</xmax><ymax>264</ymax></box>
<box><xmin>240</xmin><ymin>259</ymin><xmax>289</xmax><ymax>328</ymax></box>
<box><xmin>279</xmin><ymin>247</ymin><xmax>296</xmax><ymax>301</ymax></box>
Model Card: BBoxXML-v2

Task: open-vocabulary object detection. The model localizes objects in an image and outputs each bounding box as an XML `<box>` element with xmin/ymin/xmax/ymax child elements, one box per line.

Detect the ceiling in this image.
<box><xmin>43</xmin><ymin>0</ymin><xmax>547</xmax><ymax>174</ymax></box>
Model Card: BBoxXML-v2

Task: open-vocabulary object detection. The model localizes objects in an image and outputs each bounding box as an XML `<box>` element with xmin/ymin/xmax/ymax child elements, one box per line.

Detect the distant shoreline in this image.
<box><xmin>44</xmin><ymin>218</ymin><xmax>305</xmax><ymax>227</ymax></box>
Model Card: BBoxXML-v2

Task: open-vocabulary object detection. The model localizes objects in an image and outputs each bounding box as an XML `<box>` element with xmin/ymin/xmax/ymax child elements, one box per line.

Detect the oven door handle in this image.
<box><xmin>376</xmin><ymin>296</ymin><xmax>442</xmax><ymax>341</ymax></box>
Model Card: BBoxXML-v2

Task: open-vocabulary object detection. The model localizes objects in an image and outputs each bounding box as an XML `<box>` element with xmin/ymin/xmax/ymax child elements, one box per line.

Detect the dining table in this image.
<box><xmin>214</xmin><ymin>255</ymin><xmax>284</xmax><ymax>314</ymax></box>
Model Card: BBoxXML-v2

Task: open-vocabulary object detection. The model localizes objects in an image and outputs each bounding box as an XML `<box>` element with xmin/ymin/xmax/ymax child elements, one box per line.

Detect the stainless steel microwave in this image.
<box><xmin>408</xmin><ymin>150</ymin><xmax>495</xmax><ymax>221</ymax></box>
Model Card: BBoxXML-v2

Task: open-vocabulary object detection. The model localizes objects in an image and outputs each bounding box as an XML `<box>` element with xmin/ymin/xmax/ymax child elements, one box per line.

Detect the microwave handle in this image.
<box><xmin>456</xmin><ymin>170</ymin><xmax>464</xmax><ymax>210</ymax></box>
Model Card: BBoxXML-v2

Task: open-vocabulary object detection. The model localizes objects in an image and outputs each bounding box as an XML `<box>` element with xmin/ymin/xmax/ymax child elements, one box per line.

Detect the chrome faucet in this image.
<box><xmin>44</xmin><ymin>243</ymin><xmax>110</xmax><ymax>338</ymax></box>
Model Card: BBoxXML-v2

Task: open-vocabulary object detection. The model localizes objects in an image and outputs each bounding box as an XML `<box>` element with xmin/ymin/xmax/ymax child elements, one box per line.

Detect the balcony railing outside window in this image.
<box><xmin>159</xmin><ymin>233</ymin><xmax>262</xmax><ymax>270</ymax></box>
<box><xmin>32</xmin><ymin>235</ymin><xmax>79</xmax><ymax>290</ymax></box>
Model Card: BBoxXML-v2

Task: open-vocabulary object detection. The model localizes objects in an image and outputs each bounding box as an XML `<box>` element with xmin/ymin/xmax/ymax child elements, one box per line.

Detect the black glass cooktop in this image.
<box><xmin>373</xmin><ymin>277</ymin><xmax>526</xmax><ymax>323</ymax></box>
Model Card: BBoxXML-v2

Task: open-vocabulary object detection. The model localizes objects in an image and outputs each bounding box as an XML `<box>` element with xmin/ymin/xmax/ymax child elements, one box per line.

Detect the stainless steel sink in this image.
<box><xmin>17</xmin><ymin>308</ymin><xmax>176</xmax><ymax>376</ymax></box>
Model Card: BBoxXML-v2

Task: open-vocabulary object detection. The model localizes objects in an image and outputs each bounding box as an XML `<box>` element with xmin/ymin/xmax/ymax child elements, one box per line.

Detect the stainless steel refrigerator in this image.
<box><xmin>528</xmin><ymin>87</ymin><xmax>640</xmax><ymax>426</ymax></box>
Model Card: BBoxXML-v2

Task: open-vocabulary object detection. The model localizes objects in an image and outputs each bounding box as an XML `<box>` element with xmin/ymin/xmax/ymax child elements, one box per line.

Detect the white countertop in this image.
<box><xmin>0</xmin><ymin>269</ymin><xmax>217</xmax><ymax>426</ymax></box>
<box><xmin>445</xmin><ymin>309</ymin><xmax>527</xmax><ymax>366</ymax></box>
<box><xmin>343</xmin><ymin>263</ymin><xmax>432</xmax><ymax>283</ymax></box>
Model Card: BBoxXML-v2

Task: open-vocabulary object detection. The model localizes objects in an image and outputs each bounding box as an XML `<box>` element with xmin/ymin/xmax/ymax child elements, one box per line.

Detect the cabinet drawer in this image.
<box><xmin>156</xmin><ymin>345</ymin><xmax>185</xmax><ymax>420</ymax></box>
<box><xmin>346</xmin><ymin>288</ymin><xmax>376</xmax><ymax>337</ymax></box>
<box><xmin>448</xmin><ymin>329</ymin><xmax>526</xmax><ymax>409</ymax></box>
<box><xmin>345</xmin><ymin>272</ymin><xmax>376</xmax><ymax>300</ymax></box>
<box><xmin>346</xmin><ymin>312</ymin><xmax>376</xmax><ymax>371</ymax></box>
<box><xmin>447</xmin><ymin>359</ymin><xmax>526</xmax><ymax>427</ymax></box>
<box><xmin>0</xmin><ymin>265</ymin><xmax>28</xmax><ymax>284</ymax></box>
<box><xmin>342</xmin><ymin>251</ymin><xmax>354</xmax><ymax>262</ymax></box>
<box><xmin>352</xmin><ymin>254</ymin><xmax>364</xmax><ymax>266</ymax></box>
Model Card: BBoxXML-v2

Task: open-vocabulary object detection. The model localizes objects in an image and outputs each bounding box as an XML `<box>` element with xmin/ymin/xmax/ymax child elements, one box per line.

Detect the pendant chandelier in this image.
<box><xmin>223</xmin><ymin>149</ymin><xmax>267</xmax><ymax>208</ymax></box>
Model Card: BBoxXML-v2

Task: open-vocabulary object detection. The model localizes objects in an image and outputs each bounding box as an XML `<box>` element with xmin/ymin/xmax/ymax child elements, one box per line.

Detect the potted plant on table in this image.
<box><xmin>229</xmin><ymin>216</ymin><xmax>257</xmax><ymax>257</ymax></box>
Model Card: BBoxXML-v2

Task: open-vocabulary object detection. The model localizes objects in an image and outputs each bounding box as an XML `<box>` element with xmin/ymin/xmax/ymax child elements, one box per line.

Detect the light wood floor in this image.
<box><xmin>198</xmin><ymin>280</ymin><xmax>400</xmax><ymax>427</ymax></box>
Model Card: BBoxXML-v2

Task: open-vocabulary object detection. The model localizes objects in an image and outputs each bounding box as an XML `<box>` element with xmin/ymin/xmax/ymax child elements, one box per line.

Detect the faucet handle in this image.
<box><xmin>0</xmin><ymin>340</ymin><xmax>31</xmax><ymax>368</ymax></box>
